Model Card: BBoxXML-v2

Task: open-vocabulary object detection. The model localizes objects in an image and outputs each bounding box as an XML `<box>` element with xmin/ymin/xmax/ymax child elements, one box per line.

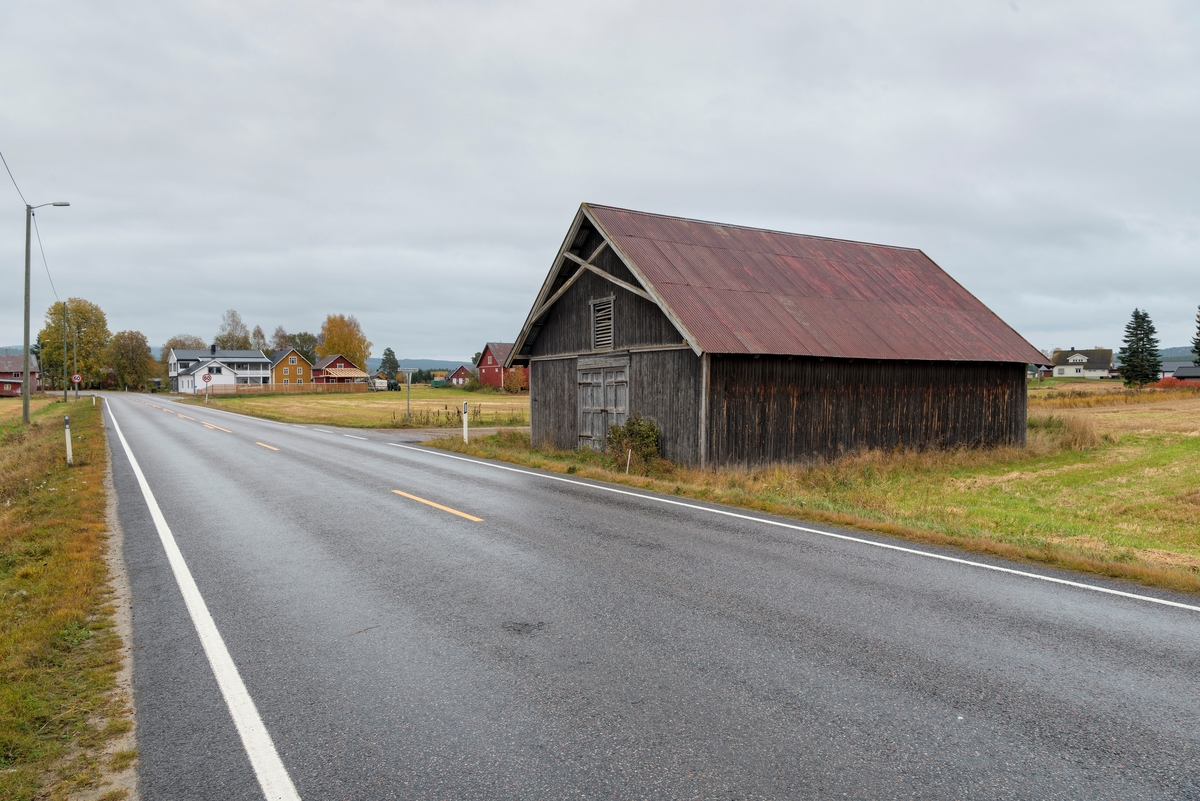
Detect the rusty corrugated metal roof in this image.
<box><xmin>585</xmin><ymin>204</ymin><xmax>1047</xmax><ymax>364</ymax></box>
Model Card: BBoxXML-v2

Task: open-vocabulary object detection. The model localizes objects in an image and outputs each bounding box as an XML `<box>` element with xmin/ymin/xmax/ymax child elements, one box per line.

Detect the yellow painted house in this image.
<box><xmin>269</xmin><ymin>348</ymin><xmax>314</xmax><ymax>385</ymax></box>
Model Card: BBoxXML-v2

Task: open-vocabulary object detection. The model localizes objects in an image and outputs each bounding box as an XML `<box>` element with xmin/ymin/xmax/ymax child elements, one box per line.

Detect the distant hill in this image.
<box><xmin>364</xmin><ymin>357</ymin><xmax>474</xmax><ymax>373</ymax></box>
<box><xmin>1159</xmin><ymin>346</ymin><xmax>1196</xmax><ymax>360</ymax></box>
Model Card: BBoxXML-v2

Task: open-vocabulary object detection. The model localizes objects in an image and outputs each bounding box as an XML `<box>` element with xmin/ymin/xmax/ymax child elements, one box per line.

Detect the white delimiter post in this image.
<box><xmin>463</xmin><ymin>401</ymin><xmax>468</xmax><ymax>443</ymax></box>
<box><xmin>64</xmin><ymin>415</ymin><xmax>73</xmax><ymax>466</ymax></box>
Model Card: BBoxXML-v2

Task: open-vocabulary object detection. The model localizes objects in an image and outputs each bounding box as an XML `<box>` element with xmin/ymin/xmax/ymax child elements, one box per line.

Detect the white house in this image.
<box><xmin>1050</xmin><ymin>348</ymin><xmax>1113</xmax><ymax>379</ymax></box>
<box><xmin>169</xmin><ymin>347</ymin><xmax>271</xmax><ymax>393</ymax></box>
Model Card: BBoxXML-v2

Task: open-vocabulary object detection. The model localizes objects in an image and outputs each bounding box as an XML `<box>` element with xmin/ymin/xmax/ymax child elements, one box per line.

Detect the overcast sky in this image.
<box><xmin>2</xmin><ymin>1</ymin><xmax>1198</xmax><ymax>360</ymax></box>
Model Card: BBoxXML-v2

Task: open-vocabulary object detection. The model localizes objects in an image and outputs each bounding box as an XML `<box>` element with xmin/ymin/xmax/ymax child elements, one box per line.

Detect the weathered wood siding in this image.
<box><xmin>706</xmin><ymin>357</ymin><xmax>1027</xmax><ymax>466</ymax></box>
<box><xmin>530</xmin><ymin>357</ymin><xmax>577</xmax><ymax>449</ymax></box>
<box><xmin>629</xmin><ymin>349</ymin><xmax>701</xmax><ymax>464</ymax></box>
<box><xmin>530</xmin><ymin>266</ymin><xmax>685</xmax><ymax>357</ymax></box>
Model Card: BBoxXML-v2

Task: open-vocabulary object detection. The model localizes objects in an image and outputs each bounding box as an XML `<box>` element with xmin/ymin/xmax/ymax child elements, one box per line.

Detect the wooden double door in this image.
<box><xmin>578</xmin><ymin>356</ymin><xmax>628</xmax><ymax>451</ymax></box>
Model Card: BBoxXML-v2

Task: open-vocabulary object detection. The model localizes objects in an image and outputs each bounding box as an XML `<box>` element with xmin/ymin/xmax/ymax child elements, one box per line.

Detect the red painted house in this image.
<box><xmin>448</xmin><ymin>365</ymin><xmax>475</xmax><ymax>386</ymax></box>
<box><xmin>477</xmin><ymin>343</ymin><xmax>528</xmax><ymax>389</ymax></box>
<box><xmin>0</xmin><ymin>354</ymin><xmax>40</xmax><ymax>397</ymax></box>
<box><xmin>312</xmin><ymin>355</ymin><xmax>369</xmax><ymax>384</ymax></box>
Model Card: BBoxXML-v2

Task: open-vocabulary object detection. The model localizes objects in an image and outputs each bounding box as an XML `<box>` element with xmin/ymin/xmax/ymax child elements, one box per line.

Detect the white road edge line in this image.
<box><xmin>388</xmin><ymin>443</ymin><xmax>1200</xmax><ymax>614</ymax></box>
<box><xmin>343</xmin><ymin>434</ymin><xmax>366</xmax><ymax>440</ymax></box>
<box><xmin>107</xmin><ymin>402</ymin><xmax>302</xmax><ymax>801</ymax></box>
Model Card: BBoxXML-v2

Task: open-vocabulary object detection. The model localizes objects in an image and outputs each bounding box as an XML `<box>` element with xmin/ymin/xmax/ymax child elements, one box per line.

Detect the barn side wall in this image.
<box><xmin>530</xmin><ymin>357</ymin><xmax>578</xmax><ymax>450</ymax></box>
<box><xmin>706</xmin><ymin>357</ymin><xmax>1027</xmax><ymax>466</ymax></box>
<box><xmin>629</xmin><ymin>349</ymin><xmax>701</xmax><ymax>464</ymax></box>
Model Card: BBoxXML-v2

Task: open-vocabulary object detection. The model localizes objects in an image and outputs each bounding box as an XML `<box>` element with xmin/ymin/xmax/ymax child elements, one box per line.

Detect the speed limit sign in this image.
<box><xmin>202</xmin><ymin>373</ymin><xmax>212</xmax><ymax>383</ymax></box>
<box><xmin>71</xmin><ymin>373</ymin><xmax>82</xmax><ymax>384</ymax></box>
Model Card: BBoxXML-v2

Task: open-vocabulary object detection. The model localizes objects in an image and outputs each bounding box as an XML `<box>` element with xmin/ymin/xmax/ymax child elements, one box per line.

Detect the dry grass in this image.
<box><xmin>183</xmin><ymin>386</ymin><xmax>529</xmax><ymax>428</ymax></box>
<box><xmin>428</xmin><ymin>398</ymin><xmax>1200</xmax><ymax>595</ymax></box>
<box><xmin>1029</xmin><ymin>383</ymin><xmax>1200</xmax><ymax>409</ymax></box>
<box><xmin>0</xmin><ymin>400</ymin><xmax>131</xmax><ymax>800</ymax></box>
<box><xmin>0</xmin><ymin>396</ymin><xmax>58</xmax><ymax>424</ymax></box>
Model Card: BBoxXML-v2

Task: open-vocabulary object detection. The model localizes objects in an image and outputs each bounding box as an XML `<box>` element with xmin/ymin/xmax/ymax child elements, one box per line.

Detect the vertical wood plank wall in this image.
<box><xmin>629</xmin><ymin>349</ymin><xmax>701</xmax><ymax>463</ymax></box>
<box><xmin>530</xmin><ymin>357</ymin><xmax>578</xmax><ymax>449</ymax></box>
<box><xmin>705</xmin><ymin>357</ymin><xmax>1027</xmax><ymax>466</ymax></box>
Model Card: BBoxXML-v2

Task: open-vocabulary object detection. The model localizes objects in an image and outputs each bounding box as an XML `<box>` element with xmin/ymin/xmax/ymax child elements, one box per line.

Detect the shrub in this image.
<box><xmin>502</xmin><ymin>367</ymin><xmax>528</xmax><ymax>394</ymax></box>
<box><xmin>606</xmin><ymin>414</ymin><xmax>661</xmax><ymax>473</ymax></box>
<box><xmin>462</xmin><ymin>373</ymin><xmax>483</xmax><ymax>392</ymax></box>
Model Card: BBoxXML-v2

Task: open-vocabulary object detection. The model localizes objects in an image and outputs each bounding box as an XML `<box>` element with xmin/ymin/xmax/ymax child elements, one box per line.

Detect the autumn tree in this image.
<box><xmin>213</xmin><ymin>309</ymin><xmax>252</xmax><ymax>350</ymax></box>
<box><xmin>250</xmin><ymin>325</ymin><xmax>268</xmax><ymax>352</ymax></box>
<box><xmin>271</xmin><ymin>325</ymin><xmax>291</xmax><ymax>353</ymax></box>
<box><xmin>379</xmin><ymin>347</ymin><xmax>400</xmax><ymax>378</ymax></box>
<box><xmin>502</xmin><ymin>366</ymin><xmax>528</xmax><ymax>393</ymax></box>
<box><xmin>288</xmin><ymin>332</ymin><xmax>318</xmax><ymax>364</ymax></box>
<box><xmin>1117</xmin><ymin>308</ymin><xmax>1162</xmax><ymax>387</ymax></box>
<box><xmin>107</xmin><ymin>330</ymin><xmax>155</xmax><ymax>390</ymax></box>
<box><xmin>37</xmin><ymin>298</ymin><xmax>110</xmax><ymax>390</ymax></box>
<box><xmin>316</xmin><ymin>314</ymin><xmax>372</xmax><ymax>369</ymax></box>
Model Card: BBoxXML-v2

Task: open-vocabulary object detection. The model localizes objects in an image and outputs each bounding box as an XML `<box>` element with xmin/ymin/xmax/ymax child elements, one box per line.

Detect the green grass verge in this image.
<box><xmin>0</xmin><ymin>400</ymin><xmax>132</xmax><ymax>800</ymax></box>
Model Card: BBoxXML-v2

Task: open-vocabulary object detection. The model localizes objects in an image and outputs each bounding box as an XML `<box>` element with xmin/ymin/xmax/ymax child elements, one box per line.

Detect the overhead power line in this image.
<box><xmin>0</xmin><ymin>148</ymin><xmax>28</xmax><ymax>205</ymax></box>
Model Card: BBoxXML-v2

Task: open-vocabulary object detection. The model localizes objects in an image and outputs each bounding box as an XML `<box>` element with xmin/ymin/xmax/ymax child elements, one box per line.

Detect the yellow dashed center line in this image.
<box><xmin>392</xmin><ymin>490</ymin><xmax>483</xmax><ymax>522</ymax></box>
<box><xmin>178</xmin><ymin>414</ymin><xmax>195</xmax><ymax>420</ymax></box>
<box><xmin>255</xmin><ymin>442</ymin><xmax>279</xmax><ymax>451</ymax></box>
<box><xmin>202</xmin><ymin>423</ymin><xmax>233</xmax><ymax>433</ymax></box>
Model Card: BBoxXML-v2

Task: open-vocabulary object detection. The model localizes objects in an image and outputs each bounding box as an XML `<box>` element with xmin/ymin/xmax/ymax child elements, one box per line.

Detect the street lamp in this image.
<box><xmin>22</xmin><ymin>201</ymin><xmax>70</xmax><ymax>424</ymax></box>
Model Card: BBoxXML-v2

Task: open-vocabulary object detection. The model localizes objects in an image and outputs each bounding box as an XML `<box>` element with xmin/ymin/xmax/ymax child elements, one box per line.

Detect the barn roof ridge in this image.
<box><xmin>583</xmin><ymin>203</ymin><xmax>926</xmax><ymax>255</ymax></box>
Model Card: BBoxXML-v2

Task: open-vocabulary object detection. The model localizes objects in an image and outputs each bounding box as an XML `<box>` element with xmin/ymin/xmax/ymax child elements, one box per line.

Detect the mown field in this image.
<box><xmin>182</xmin><ymin>385</ymin><xmax>530</xmax><ymax>428</ymax></box>
<box><xmin>0</xmin><ymin>396</ymin><xmax>58</xmax><ymax>424</ymax></box>
<box><xmin>1</xmin><ymin>398</ymin><xmax>135</xmax><ymax>800</ymax></box>
<box><xmin>429</xmin><ymin>384</ymin><xmax>1200</xmax><ymax>594</ymax></box>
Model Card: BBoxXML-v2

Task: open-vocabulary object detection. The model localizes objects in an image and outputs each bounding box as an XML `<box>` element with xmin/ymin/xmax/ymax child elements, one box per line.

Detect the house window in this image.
<box><xmin>284</xmin><ymin>367</ymin><xmax>290</xmax><ymax>375</ymax></box>
<box><xmin>1075</xmin><ymin>368</ymin><xmax>1082</xmax><ymax>374</ymax></box>
<box><xmin>296</xmin><ymin>366</ymin><xmax>303</xmax><ymax>374</ymax></box>
<box><xmin>284</xmin><ymin>379</ymin><xmax>289</xmax><ymax>385</ymax></box>
<box><xmin>488</xmin><ymin>356</ymin><xmax>493</xmax><ymax>364</ymax></box>
<box><xmin>591</xmin><ymin>297</ymin><xmax>614</xmax><ymax>350</ymax></box>
<box><xmin>1057</xmin><ymin>368</ymin><xmax>1065</xmax><ymax>375</ymax></box>
<box><xmin>289</xmin><ymin>356</ymin><xmax>297</xmax><ymax>364</ymax></box>
<box><xmin>337</xmin><ymin>362</ymin><xmax>344</xmax><ymax>368</ymax></box>
<box><xmin>297</xmin><ymin>378</ymin><xmax>303</xmax><ymax>384</ymax></box>
<box><xmin>3</xmin><ymin>384</ymin><xmax>9</xmax><ymax>391</ymax></box>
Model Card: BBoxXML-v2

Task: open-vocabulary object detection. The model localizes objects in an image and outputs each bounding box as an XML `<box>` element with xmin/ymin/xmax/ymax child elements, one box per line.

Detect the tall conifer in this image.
<box><xmin>1191</xmin><ymin>305</ymin><xmax>1200</xmax><ymax>366</ymax></box>
<box><xmin>1118</xmin><ymin>308</ymin><xmax>1162</xmax><ymax>387</ymax></box>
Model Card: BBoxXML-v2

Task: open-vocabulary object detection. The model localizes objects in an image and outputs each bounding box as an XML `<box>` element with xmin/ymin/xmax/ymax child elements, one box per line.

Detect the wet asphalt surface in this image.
<box><xmin>103</xmin><ymin>394</ymin><xmax>1200</xmax><ymax>800</ymax></box>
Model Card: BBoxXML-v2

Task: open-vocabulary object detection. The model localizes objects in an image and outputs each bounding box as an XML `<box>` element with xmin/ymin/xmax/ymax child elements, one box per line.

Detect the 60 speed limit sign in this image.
<box><xmin>71</xmin><ymin>373</ymin><xmax>82</xmax><ymax>384</ymax></box>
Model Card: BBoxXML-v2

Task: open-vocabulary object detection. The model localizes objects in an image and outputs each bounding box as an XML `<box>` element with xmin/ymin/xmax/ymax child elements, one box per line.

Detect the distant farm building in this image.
<box><xmin>477</xmin><ymin>343</ymin><xmax>528</xmax><ymax>389</ymax></box>
<box><xmin>0</xmin><ymin>354</ymin><xmax>40</xmax><ymax>397</ymax></box>
<box><xmin>448</xmin><ymin>365</ymin><xmax>475</xmax><ymax>386</ymax></box>
<box><xmin>1050</xmin><ymin>348</ymin><xmax>1113</xmax><ymax>379</ymax></box>
<box><xmin>312</xmin><ymin>355</ymin><xmax>368</xmax><ymax>384</ymax></box>
<box><xmin>507</xmin><ymin>204</ymin><xmax>1047</xmax><ymax>466</ymax></box>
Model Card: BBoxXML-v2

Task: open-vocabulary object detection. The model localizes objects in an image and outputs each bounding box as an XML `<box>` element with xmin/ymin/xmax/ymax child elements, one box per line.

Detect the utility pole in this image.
<box><xmin>22</xmin><ymin>205</ymin><xmax>31</xmax><ymax>423</ymax></box>
<box><xmin>21</xmin><ymin>201</ymin><xmax>70</xmax><ymax>423</ymax></box>
<box><xmin>62</xmin><ymin>303</ymin><xmax>68</xmax><ymax>403</ymax></box>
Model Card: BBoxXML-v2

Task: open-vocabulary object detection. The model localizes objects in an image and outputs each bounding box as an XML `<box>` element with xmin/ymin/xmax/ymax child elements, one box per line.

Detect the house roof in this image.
<box><xmin>172</xmin><ymin>349</ymin><xmax>269</xmax><ymax>361</ymax></box>
<box><xmin>314</xmin><ymin>354</ymin><xmax>359</xmax><ymax>370</ymax></box>
<box><xmin>449</xmin><ymin>365</ymin><xmax>475</xmax><ymax>378</ymax></box>
<box><xmin>0</xmin><ymin>354</ymin><xmax>39</xmax><ymax>373</ymax></box>
<box><xmin>321</xmin><ymin>367</ymin><xmax>368</xmax><ymax>379</ymax></box>
<box><xmin>511</xmin><ymin>204</ymin><xmax>1048</xmax><ymax>366</ymax></box>
<box><xmin>1050</xmin><ymin>349</ymin><xmax>1112</xmax><ymax>370</ymax></box>
<box><xmin>479</xmin><ymin>343</ymin><xmax>514</xmax><ymax>366</ymax></box>
<box><xmin>177</xmin><ymin>359</ymin><xmax>231</xmax><ymax>376</ymax></box>
<box><xmin>269</xmin><ymin>348</ymin><xmax>311</xmax><ymax>367</ymax></box>
<box><xmin>1172</xmin><ymin>365</ymin><xmax>1200</xmax><ymax>379</ymax></box>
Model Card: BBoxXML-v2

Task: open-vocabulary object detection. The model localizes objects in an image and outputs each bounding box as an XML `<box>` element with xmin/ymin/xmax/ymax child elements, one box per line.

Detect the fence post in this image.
<box><xmin>64</xmin><ymin>415</ymin><xmax>73</xmax><ymax>466</ymax></box>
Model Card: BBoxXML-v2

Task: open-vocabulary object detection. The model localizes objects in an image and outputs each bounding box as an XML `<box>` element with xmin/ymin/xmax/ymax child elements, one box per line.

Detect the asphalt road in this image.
<box><xmin>103</xmin><ymin>393</ymin><xmax>1200</xmax><ymax>800</ymax></box>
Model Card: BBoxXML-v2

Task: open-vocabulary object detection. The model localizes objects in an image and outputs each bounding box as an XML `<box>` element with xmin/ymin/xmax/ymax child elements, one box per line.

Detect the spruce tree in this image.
<box><xmin>379</xmin><ymin>347</ymin><xmax>400</xmax><ymax>378</ymax></box>
<box><xmin>1118</xmin><ymin>308</ymin><xmax>1162</xmax><ymax>387</ymax></box>
<box><xmin>1192</xmin><ymin>305</ymin><xmax>1200</xmax><ymax>366</ymax></box>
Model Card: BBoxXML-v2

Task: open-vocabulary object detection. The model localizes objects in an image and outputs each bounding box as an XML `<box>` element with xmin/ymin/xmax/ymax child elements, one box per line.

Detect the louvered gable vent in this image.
<box><xmin>592</xmin><ymin>298</ymin><xmax>613</xmax><ymax>350</ymax></box>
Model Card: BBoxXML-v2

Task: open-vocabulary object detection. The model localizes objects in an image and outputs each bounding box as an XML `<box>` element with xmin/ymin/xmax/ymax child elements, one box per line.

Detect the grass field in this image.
<box><xmin>428</xmin><ymin>389</ymin><xmax>1200</xmax><ymax>595</ymax></box>
<box><xmin>0</xmin><ymin>396</ymin><xmax>58</xmax><ymax>424</ymax></box>
<box><xmin>183</xmin><ymin>386</ymin><xmax>530</xmax><ymax>428</ymax></box>
<box><xmin>1</xmin><ymin>399</ymin><xmax>134</xmax><ymax>800</ymax></box>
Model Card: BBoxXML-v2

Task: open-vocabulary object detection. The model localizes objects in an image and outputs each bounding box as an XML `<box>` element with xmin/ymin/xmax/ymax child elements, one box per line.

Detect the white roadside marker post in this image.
<box><xmin>463</xmin><ymin>401</ymin><xmax>469</xmax><ymax>443</ymax></box>
<box><xmin>64</xmin><ymin>415</ymin><xmax>73</xmax><ymax>466</ymax></box>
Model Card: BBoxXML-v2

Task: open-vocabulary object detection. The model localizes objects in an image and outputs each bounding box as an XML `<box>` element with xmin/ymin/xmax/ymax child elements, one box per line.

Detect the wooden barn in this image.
<box><xmin>506</xmin><ymin>204</ymin><xmax>1047</xmax><ymax>467</ymax></box>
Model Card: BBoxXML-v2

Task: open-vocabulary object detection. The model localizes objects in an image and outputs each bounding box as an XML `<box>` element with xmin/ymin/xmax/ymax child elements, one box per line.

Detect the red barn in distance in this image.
<box><xmin>476</xmin><ymin>343</ymin><xmax>528</xmax><ymax>388</ymax></box>
<box><xmin>448</xmin><ymin>365</ymin><xmax>475</xmax><ymax>386</ymax></box>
